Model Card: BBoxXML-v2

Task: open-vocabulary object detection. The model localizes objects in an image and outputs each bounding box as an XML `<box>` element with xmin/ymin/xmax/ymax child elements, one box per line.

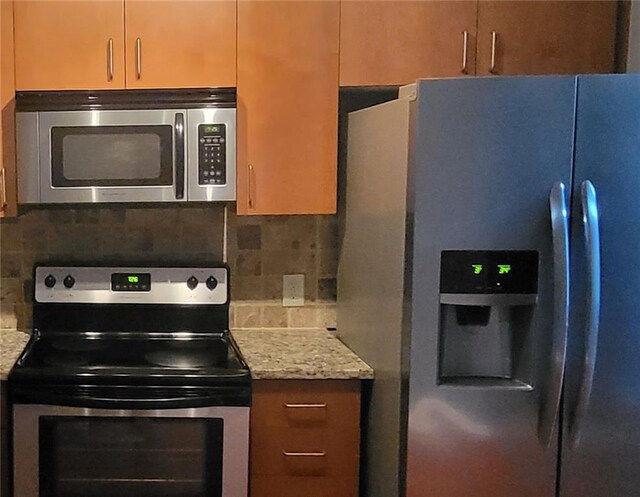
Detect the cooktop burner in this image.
<box><xmin>44</xmin><ymin>353</ymin><xmax>90</xmax><ymax>367</ymax></box>
<box><xmin>145</xmin><ymin>349</ymin><xmax>217</xmax><ymax>368</ymax></box>
<box><xmin>51</xmin><ymin>339</ymin><xmax>109</xmax><ymax>352</ymax></box>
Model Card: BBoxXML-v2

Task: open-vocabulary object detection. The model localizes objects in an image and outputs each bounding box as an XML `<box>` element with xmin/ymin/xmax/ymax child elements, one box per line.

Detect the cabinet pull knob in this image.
<box><xmin>136</xmin><ymin>38</ymin><xmax>142</xmax><ymax>79</ymax></box>
<box><xmin>283</xmin><ymin>451</ymin><xmax>327</xmax><ymax>457</ymax></box>
<box><xmin>248</xmin><ymin>164</ymin><xmax>255</xmax><ymax>208</ymax></box>
<box><xmin>284</xmin><ymin>403</ymin><xmax>327</xmax><ymax>409</ymax></box>
<box><xmin>0</xmin><ymin>168</ymin><xmax>6</xmax><ymax>212</ymax></box>
<box><xmin>461</xmin><ymin>30</ymin><xmax>469</xmax><ymax>74</ymax></box>
<box><xmin>490</xmin><ymin>31</ymin><xmax>498</xmax><ymax>74</ymax></box>
<box><xmin>107</xmin><ymin>38</ymin><xmax>114</xmax><ymax>82</ymax></box>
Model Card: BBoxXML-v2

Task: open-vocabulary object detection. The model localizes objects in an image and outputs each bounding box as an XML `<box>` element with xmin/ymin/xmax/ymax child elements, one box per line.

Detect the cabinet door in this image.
<box><xmin>250</xmin><ymin>381</ymin><xmax>360</xmax><ymax>497</ymax></box>
<box><xmin>340</xmin><ymin>1</ymin><xmax>478</xmax><ymax>85</ymax></box>
<box><xmin>1</xmin><ymin>0</ymin><xmax>16</xmax><ymax>217</ymax></box>
<box><xmin>476</xmin><ymin>1</ymin><xmax>618</xmax><ymax>76</ymax></box>
<box><xmin>237</xmin><ymin>1</ymin><xmax>339</xmax><ymax>215</ymax></box>
<box><xmin>125</xmin><ymin>1</ymin><xmax>236</xmax><ymax>89</ymax></box>
<box><xmin>14</xmin><ymin>1</ymin><xmax>125</xmax><ymax>90</ymax></box>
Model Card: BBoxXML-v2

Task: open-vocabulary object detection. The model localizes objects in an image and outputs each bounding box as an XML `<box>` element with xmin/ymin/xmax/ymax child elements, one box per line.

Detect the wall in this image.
<box><xmin>0</xmin><ymin>204</ymin><xmax>337</xmax><ymax>331</ymax></box>
<box><xmin>628</xmin><ymin>1</ymin><xmax>640</xmax><ymax>72</ymax></box>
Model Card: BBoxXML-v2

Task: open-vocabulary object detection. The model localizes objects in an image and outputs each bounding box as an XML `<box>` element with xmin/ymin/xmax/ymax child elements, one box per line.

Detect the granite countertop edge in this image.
<box><xmin>231</xmin><ymin>328</ymin><xmax>374</xmax><ymax>381</ymax></box>
<box><xmin>0</xmin><ymin>329</ymin><xmax>31</xmax><ymax>381</ymax></box>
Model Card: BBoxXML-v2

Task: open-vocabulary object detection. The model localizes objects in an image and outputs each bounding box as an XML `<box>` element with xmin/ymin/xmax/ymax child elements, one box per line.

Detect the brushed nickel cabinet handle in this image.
<box><xmin>461</xmin><ymin>30</ymin><xmax>469</xmax><ymax>74</ymax></box>
<box><xmin>284</xmin><ymin>403</ymin><xmax>327</xmax><ymax>409</ymax></box>
<box><xmin>136</xmin><ymin>38</ymin><xmax>142</xmax><ymax>80</ymax></box>
<box><xmin>107</xmin><ymin>38</ymin><xmax>114</xmax><ymax>82</ymax></box>
<box><xmin>0</xmin><ymin>168</ymin><xmax>7</xmax><ymax>212</ymax></box>
<box><xmin>490</xmin><ymin>31</ymin><xmax>498</xmax><ymax>74</ymax></box>
<box><xmin>283</xmin><ymin>451</ymin><xmax>327</xmax><ymax>457</ymax></box>
<box><xmin>248</xmin><ymin>164</ymin><xmax>255</xmax><ymax>208</ymax></box>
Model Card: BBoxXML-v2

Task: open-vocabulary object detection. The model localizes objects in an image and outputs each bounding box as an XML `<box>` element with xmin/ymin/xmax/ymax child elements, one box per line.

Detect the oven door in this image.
<box><xmin>13</xmin><ymin>404</ymin><xmax>249</xmax><ymax>497</ymax></box>
<box><xmin>39</xmin><ymin>109</ymin><xmax>187</xmax><ymax>203</ymax></box>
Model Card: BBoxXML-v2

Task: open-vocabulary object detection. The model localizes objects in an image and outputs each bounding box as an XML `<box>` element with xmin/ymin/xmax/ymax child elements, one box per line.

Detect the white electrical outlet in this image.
<box><xmin>283</xmin><ymin>274</ymin><xmax>305</xmax><ymax>307</ymax></box>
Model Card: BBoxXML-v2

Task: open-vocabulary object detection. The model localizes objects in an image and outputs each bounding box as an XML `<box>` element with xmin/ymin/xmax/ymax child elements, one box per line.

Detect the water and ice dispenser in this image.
<box><xmin>438</xmin><ymin>251</ymin><xmax>538</xmax><ymax>387</ymax></box>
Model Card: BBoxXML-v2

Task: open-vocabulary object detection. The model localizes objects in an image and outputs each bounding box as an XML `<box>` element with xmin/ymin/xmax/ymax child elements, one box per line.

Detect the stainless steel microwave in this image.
<box><xmin>16</xmin><ymin>89</ymin><xmax>236</xmax><ymax>204</ymax></box>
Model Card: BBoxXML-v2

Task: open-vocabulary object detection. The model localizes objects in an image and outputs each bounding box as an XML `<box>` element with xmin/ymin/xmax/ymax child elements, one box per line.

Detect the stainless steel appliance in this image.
<box><xmin>338</xmin><ymin>75</ymin><xmax>640</xmax><ymax>497</ymax></box>
<box><xmin>10</xmin><ymin>265</ymin><xmax>250</xmax><ymax>497</ymax></box>
<box><xmin>16</xmin><ymin>90</ymin><xmax>236</xmax><ymax>203</ymax></box>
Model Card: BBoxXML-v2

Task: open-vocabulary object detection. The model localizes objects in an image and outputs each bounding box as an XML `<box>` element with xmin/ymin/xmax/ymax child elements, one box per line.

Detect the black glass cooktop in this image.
<box><xmin>13</xmin><ymin>332</ymin><xmax>249</xmax><ymax>379</ymax></box>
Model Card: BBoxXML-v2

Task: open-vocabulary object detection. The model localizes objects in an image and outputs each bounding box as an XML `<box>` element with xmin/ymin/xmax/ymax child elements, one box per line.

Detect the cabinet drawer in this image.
<box><xmin>251</xmin><ymin>476</ymin><xmax>358</xmax><ymax>497</ymax></box>
<box><xmin>250</xmin><ymin>424</ymin><xmax>359</xmax><ymax>477</ymax></box>
<box><xmin>251</xmin><ymin>380</ymin><xmax>360</xmax><ymax>429</ymax></box>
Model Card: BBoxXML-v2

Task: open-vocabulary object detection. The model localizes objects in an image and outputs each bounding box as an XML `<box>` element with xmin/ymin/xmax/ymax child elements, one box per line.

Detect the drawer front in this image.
<box><xmin>251</xmin><ymin>424</ymin><xmax>359</xmax><ymax>477</ymax></box>
<box><xmin>251</xmin><ymin>380</ymin><xmax>360</xmax><ymax>429</ymax></box>
<box><xmin>251</xmin><ymin>476</ymin><xmax>358</xmax><ymax>497</ymax></box>
<box><xmin>249</xmin><ymin>380</ymin><xmax>361</xmax><ymax>496</ymax></box>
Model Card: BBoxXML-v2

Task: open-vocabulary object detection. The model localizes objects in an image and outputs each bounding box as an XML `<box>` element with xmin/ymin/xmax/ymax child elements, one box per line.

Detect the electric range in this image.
<box><xmin>10</xmin><ymin>265</ymin><xmax>250</xmax><ymax>497</ymax></box>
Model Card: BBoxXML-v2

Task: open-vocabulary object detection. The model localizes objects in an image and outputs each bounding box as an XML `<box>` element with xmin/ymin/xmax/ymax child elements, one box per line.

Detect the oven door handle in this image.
<box><xmin>10</xmin><ymin>384</ymin><xmax>251</xmax><ymax>410</ymax></box>
<box><xmin>174</xmin><ymin>112</ymin><xmax>185</xmax><ymax>200</ymax></box>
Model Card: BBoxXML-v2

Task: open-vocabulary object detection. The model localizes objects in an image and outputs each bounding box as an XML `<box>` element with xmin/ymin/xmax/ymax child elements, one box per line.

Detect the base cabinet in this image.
<box><xmin>250</xmin><ymin>380</ymin><xmax>361</xmax><ymax>497</ymax></box>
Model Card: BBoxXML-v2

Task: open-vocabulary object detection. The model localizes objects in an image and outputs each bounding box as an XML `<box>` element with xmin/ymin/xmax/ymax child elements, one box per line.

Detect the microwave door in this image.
<box><xmin>38</xmin><ymin>109</ymin><xmax>187</xmax><ymax>203</ymax></box>
<box><xmin>187</xmin><ymin>108</ymin><xmax>236</xmax><ymax>202</ymax></box>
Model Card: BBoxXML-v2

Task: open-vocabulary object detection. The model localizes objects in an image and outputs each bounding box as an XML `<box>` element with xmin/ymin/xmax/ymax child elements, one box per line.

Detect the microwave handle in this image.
<box><xmin>174</xmin><ymin>113</ymin><xmax>185</xmax><ymax>200</ymax></box>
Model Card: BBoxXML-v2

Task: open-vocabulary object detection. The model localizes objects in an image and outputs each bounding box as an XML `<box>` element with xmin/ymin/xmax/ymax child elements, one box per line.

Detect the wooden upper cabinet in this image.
<box><xmin>340</xmin><ymin>1</ymin><xmax>479</xmax><ymax>86</ymax></box>
<box><xmin>237</xmin><ymin>1</ymin><xmax>339</xmax><ymax>215</ymax></box>
<box><xmin>476</xmin><ymin>1</ymin><xmax>618</xmax><ymax>76</ymax></box>
<box><xmin>125</xmin><ymin>1</ymin><xmax>236</xmax><ymax>89</ymax></box>
<box><xmin>14</xmin><ymin>1</ymin><xmax>125</xmax><ymax>90</ymax></box>
<box><xmin>1</xmin><ymin>0</ymin><xmax>17</xmax><ymax>218</ymax></box>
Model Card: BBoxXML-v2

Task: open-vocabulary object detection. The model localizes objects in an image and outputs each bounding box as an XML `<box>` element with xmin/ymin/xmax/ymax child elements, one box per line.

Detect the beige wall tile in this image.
<box><xmin>262</xmin><ymin>305</ymin><xmax>288</xmax><ymax>328</ymax></box>
<box><xmin>288</xmin><ymin>307</ymin><xmax>319</xmax><ymax>328</ymax></box>
<box><xmin>235</xmin><ymin>304</ymin><xmax>261</xmax><ymax>328</ymax></box>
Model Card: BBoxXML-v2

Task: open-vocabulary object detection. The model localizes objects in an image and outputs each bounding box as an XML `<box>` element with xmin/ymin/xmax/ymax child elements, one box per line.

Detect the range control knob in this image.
<box><xmin>63</xmin><ymin>275</ymin><xmax>75</xmax><ymax>289</ymax></box>
<box><xmin>44</xmin><ymin>274</ymin><xmax>57</xmax><ymax>288</ymax></box>
<box><xmin>206</xmin><ymin>276</ymin><xmax>218</xmax><ymax>291</ymax></box>
<box><xmin>187</xmin><ymin>276</ymin><xmax>199</xmax><ymax>290</ymax></box>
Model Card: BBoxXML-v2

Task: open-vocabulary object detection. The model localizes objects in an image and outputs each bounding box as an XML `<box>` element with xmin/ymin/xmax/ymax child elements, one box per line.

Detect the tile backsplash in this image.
<box><xmin>0</xmin><ymin>205</ymin><xmax>337</xmax><ymax>330</ymax></box>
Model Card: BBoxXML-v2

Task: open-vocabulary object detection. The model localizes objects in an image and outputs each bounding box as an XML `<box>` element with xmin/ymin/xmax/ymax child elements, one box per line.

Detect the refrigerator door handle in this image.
<box><xmin>569</xmin><ymin>180</ymin><xmax>601</xmax><ymax>447</ymax></box>
<box><xmin>539</xmin><ymin>181</ymin><xmax>570</xmax><ymax>447</ymax></box>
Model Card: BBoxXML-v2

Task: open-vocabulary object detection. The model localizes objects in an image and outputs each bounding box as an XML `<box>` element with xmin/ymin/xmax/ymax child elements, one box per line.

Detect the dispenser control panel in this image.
<box><xmin>440</xmin><ymin>250</ymin><xmax>538</xmax><ymax>294</ymax></box>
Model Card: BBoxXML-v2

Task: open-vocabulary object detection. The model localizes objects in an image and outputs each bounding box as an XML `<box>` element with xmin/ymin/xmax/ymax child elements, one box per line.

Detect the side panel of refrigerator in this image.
<box><xmin>561</xmin><ymin>74</ymin><xmax>640</xmax><ymax>497</ymax></box>
<box><xmin>406</xmin><ymin>77</ymin><xmax>577</xmax><ymax>497</ymax></box>
<box><xmin>337</xmin><ymin>97</ymin><xmax>412</xmax><ymax>497</ymax></box>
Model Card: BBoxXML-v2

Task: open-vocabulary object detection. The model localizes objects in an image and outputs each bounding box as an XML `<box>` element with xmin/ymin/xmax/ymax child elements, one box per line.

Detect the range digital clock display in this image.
<box><xmin>111</xmin><ymin>273</ymin><xmax>151</xmax><ymax>292</ymax></box>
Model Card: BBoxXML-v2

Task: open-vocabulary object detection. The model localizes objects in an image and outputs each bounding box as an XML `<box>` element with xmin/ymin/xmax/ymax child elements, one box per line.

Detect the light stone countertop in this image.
<box><xmin>0</xmin><ymin>330</ymin><xmax>31</xmax><ymax>381</ymax></box>
<box><xmin>231</xmin><ymin>328</ymin><xmax>374</xmax><ymax>380</ymax></box>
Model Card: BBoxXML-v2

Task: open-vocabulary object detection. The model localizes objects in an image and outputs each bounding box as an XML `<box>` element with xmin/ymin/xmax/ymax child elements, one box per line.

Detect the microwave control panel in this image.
<box><xmin>198</xmin><ymin>124</ymin><xmax>227</xmax><ymax>186</ymax></box>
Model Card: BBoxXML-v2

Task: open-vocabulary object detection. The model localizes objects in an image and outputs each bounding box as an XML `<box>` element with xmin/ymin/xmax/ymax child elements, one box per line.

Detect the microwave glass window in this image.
<box><xmin>63</xmin><ymin>134</ymin><xmax>161</xmax><ymax>180</ymax></box>
<box><xmin>39</xmin><ymin>416</ymin><xmax>223</xmax><ymax>497</ymax></box>
<box><xmin>51</xmin><ymin>126</ymin><xmax>174</xmax><ymax>187</ymax></box>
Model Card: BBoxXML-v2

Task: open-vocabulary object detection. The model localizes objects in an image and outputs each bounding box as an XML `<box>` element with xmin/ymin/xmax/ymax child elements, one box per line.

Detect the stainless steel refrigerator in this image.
<box><xmin>337</xmin><ymin>75</ymin><xmax>640</xmax><ymax>497</ymax></box>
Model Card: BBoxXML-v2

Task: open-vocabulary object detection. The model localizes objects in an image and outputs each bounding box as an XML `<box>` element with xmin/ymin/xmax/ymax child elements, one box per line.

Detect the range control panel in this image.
<box><xmin>35</xmin><ymin>266</ymin><xmax>229</xmax><ymax>305</ymax></box>
<box><xmin>198</xmin><ymin>124</ymin><xmax>227</xmax><ymax>186</ymax></box>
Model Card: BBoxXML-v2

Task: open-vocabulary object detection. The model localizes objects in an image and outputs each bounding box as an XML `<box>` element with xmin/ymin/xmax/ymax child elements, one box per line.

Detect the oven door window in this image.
<box><xmin>39</xmin><ymin>417</ymin><xmax>223</xmax><ymax>497</ymax></box>
<box><xmin>50</xmin><ymin>126</ymin><xmax>174</xmax><ymax>187</ymax></box>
